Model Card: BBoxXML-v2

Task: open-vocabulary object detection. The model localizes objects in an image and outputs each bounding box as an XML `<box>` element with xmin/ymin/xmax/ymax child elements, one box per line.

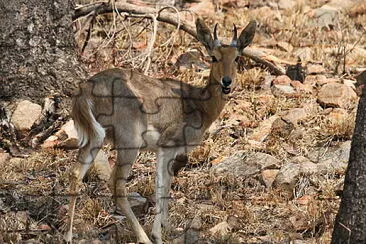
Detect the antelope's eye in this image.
<box><xmin>211</xmin><ymin>56</ymin><xmax>218</xmax><ymax>62</ymax></box>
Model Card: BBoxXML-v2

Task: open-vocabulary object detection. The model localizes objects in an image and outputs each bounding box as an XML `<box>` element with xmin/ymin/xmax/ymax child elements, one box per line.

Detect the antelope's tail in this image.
<box><xmin>71</xmin><ymin>97</ymin><xmax>105</xmax><ymax>148</ymax></box>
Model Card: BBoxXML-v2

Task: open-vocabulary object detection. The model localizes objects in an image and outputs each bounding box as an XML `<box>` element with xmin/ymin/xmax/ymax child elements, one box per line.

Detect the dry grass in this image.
<box><xmin>1</xmin><ymin>0</ymin><xmax>364</xmax><ymax>243</ymax></box>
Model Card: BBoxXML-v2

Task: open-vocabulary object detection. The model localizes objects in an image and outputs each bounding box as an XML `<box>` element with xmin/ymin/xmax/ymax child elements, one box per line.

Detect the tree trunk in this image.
<box><xmin>0</xmin><ymin>0</ymin><xmax>85</xmax><ymax>106</ymax></box>
<box><xmin>332</xmin><ymin>72</ymin><xmax>366</xmax><ymax>243</ymax></box>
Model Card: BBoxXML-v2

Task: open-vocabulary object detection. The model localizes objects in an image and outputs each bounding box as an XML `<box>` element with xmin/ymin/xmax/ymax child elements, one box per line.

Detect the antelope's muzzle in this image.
<box><xmin>221</xmin><ymin>76</ymin><xmax>232</xmax><ymax>94</ymax></box>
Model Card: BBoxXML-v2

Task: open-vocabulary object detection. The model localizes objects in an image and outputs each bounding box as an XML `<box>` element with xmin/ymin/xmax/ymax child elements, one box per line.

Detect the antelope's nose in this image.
<box><xmin>222</xmin><ymin>76</ymin><xmax>232</xmax><ymax>87</ymax></box>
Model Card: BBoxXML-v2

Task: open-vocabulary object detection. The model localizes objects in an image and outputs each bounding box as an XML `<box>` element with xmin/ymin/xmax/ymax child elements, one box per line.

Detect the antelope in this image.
<box><xmin>65</xmin><ymin>18</ymin><xmax>256</xmax><ymax>243</ymax></box>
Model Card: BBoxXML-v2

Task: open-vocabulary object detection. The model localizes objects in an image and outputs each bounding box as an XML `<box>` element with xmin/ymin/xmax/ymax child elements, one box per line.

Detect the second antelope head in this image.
<box><xmin>196</xmin><ymin>19</ymin><xmax>256</xmax><ymax>94</ymax></box>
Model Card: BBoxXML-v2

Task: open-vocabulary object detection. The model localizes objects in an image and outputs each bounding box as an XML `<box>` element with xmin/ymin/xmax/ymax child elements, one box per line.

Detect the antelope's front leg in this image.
<box><xmin>151</xmin><ymin>149</ymin><xmax>175</xmax><ymax>243</ymax></box>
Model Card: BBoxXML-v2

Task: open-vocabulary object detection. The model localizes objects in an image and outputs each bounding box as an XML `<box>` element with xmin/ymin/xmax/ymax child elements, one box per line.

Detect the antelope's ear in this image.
<box><xmin>196</xmin><ymin>18</ymin><xmax>214</xmax><ymax>52</ymax></box>
<box><xmin>237</xmin><ymin>20</ymin><xmax>256</xmax><ymax>53</ymax></box>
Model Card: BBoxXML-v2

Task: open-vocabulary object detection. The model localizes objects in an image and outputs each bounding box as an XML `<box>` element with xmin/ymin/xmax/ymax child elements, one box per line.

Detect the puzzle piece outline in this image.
<box><xmin>73</xmin><ymin>68</ymin><xmax>226</xmax><ymax>180</ymax></box>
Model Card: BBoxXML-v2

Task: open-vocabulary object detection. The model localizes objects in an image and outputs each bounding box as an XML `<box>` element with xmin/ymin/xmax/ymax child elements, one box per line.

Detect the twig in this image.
<box><xmin>143</xmin><ymin>14</ymin><xmax>158</xmax><ymax>74</ymax></box>
<box><xmin>73</xmin><ymin>2</ymin><xmax>286</xmax><ymax>75</ymax></box>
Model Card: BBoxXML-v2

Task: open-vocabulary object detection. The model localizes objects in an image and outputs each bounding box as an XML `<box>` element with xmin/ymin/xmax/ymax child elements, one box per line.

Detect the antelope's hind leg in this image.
<box><xmin>64</xmin><ymin>138</ymin><xmax>103</xmax><ymax>243</ymax></box>
<box><xmin>109</xmin><ymin>149</ymin><xmax>152</xmax><ymax>244</ymax></box>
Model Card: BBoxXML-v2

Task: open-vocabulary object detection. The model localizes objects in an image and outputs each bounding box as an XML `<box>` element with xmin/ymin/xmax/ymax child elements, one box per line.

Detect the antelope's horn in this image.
<box><xmin>231</xmin><ymin>24</ymin><xmax>238</xmax><ymax>47</ymax></box>
<box><xmin>213</xmin><ymin>23</ymin><xmax>221</xmax><ymax>47</ymax></box>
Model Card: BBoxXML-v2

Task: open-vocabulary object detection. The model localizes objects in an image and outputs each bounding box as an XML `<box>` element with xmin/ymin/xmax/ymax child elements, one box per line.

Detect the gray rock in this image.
<box><xmin>312</xmin><ymin>5</ymin><xmax>339</xmax><ymax>29</ymax></box>
<box><xmin>274</xmin><ymin>156</ymin><xmax>318</xmax><ymax>187</ymax></box>
<box><xmin>274</xmin><ymin>162</ymin><xmax>301</xmax><ymax>186</ymax></box>
<box><xmin>271</xmin><ymin>84</ymin><xmax>296</xmax><ymax>97</ymax></box>
<box><xmin>213</xmin><ymin>151</ymin><xmax>281</xmax><ymax>178</ymax></box>
<box><xmin>309</xmin><ymin>141</ymin><xmax>351</xmax><ymax>173</ymax></box>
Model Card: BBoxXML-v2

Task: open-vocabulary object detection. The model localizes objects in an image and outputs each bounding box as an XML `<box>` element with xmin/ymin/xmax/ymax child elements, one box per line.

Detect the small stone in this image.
<box><xmin>272</xmin><ymin>75</ymin><xmax>292</xmax><ymax>86</ymax></box>
<box><xmin>249</xmin><ymin>115</ymin><xmax>279</xmax><ymax>143</ymax></box>
<box><xmin>294</xmin><ymin>47</ymin><xmax>312</xmax><ymax>62</ymax></box>
<box><xmin>209</xmin><ymin>221</ymin><xmax>231</xmax><ymax>236</ymax></box>
<box><xmin>282</xmin><ymin>108</ymin><xmax>308</xmax><ymax>125</ymax></box>
<box><xmin>291</xmin><ymin>80</ymin><xmax>313</xmax><ymax>94</ymax></box>
<box><xmin>274</xmin><ymin>163</ymin><xmax>301</xmax><ymax>187</ymax></box>
<box><xmin>41</xmin><ymin>135</ymin><xmax>59</xmax><ymax>149</ymax></box>
<box><xmin>0</xmin><ymin>152</ymin><xmax>10</xmax><ymax>164</ymax></box>
<box><xmin>261</xmin><ymin>169</ymin><xmax>279</xmax><ymax>188</ymax></box>
<box><xmin>295</xmin><ymin>195</ymin><xmax>313</xmax><ymax>205</ymax></box>
<box><xmin>11</xmin><ymin>100</ymin><xmax>42</xmax><ymax>131</ymax></box>
<box><xmin>276</xmin><ymin>41</ymin><xmax>293</xmax><ymax>52</ymax></box>
<box><xmin>271</xmin><ymin>84</ymin><xmax>297</xmax><ymax>97</ymax></box>
<box><xmin>57</xmin><ymin>120</ymin><xmax>79</xmax><ymax>149</ymax></box>
<box><xmin>271</xmin><ymin>118</ymin><xmax>294</xmax><ymax>137</ymax></box>
<box><xmin>307</xmin><ymin>64</ymin><xmax>326</xmax><ymax>74</ymax></box>
<box><xmin>277</xmin><ymin>0</ymin><xmax>296</xmax><ymax>10</ymax></box>
<box><xmin>326</xmin><ymin>108</ymin><xmax>348</xmax><ymax>127</ymax></box>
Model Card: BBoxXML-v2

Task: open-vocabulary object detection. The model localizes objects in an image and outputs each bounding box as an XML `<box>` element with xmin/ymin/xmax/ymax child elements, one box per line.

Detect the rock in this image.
<box><xmin>271</xmin><ymin>84</ymin><xmax>296</xmax><ymax>97</ymax></box>
<box><xmin>209</xmin><ymin>221</ymin><xmax>231</xmax><ymax>236</ymax></box>
<box><xmin>326</xmin><ymin>108</ymin><xmax>349</xmax><ymax>127</ymax></box>
<box><xmin>307</xmin><ymin>64</ymin><xmax>326</xmax><ymax>74</ymax></box>
<box><xmin>175</xmin><ymin>216</ymin><xmax>201</xmax><ymax>244</ymax></box>
<box><xmin>11</xmin><ymin>100</ymin><xmax>42</xmax><ymax>131</ymax></box>
<box><xmin>248</xmin><ymin>115</ymin><xmax>279</xmax><ymax>143</ymax></box>
<box><xmin>274</xmin><ymin>156</ymin><xmax>317</xmax><ymax>187</ymax></box>
<box><xmin>274</xmin><ymin>163</ymin><xmax>301</xmax><ymax>187</ymax></box>
<box><xmin>92</xmin><ymin>150</ymin><xmax>112</xmax><ymax>181</ymax></box>
<box><xmin>295</xmin><ymin>195</ymin><xmax>313</xmax><ymax>205</ymax></box>
<box><xmin>271</xmin><ymin>118</ymin><xmax>294</xmax><ymax>137</ymax></box>
<box><xmin>294</xmin><ymin>47</ymin><xmax>312</xmax><ymax>62</ymax></box>
<box><xmin>291</xmin><ymin>80</ymin><xmax>313</xmax><ymax>94</ymax></box>
<box><xmin>272</xmin><ymin>75</ymin><xmax>292</xmax><ymax>86</ymax></box>
<box><xmin>175</xmin><ymin>51</ymin><xmax>207</xmax><ymax>71</ymax></box>
<box><xmin>56</xmin><ymin>120</ymin><xmax>79</xmax><ymax>149</ymax></box>
<box><xmin>226</xmin><ymin>215</ymin><xmax>240</xmax><ymax>230</ymax></box>
<box><xmin>348</xmin><ymin>3</ymin><xmax>366</xmax><ymax>17</ymax></box>
<box><xmin>304</xmin><ymin>75</ymin><xmax>331</xmax><ymax>87</ymax></box>
<box><xmin>41</xmin><ymin>135</ymin><xmax>59</xmax><ymax>149</ymax></box>
<box><xmin>187</xmin><ymin>0</ymin><xmax>215</xmax><ymax>15</ymax></box>
<box><xmin>213</xmin><ymin>151</ymin><xmax>281</xmax><ymax>178</ymax></box>
<box><xmin>310</xmin><ymin>5</ymin><xmax>339</xmax><ymax>29</ymax></box>
<box><xmin>261</xmin><ymin>169</ymin><xmax>279</xmax><ymax>188</ymax></box>
<box><xmin>343</xmin><ymin>79</ymin><xmax>357</xmax><ymax>90</ymax></box>
<box><xmin>0</xmin><ymin>152</ymin><xmax>10</xmax><ymax>164</ymax></box>
<box><xmin>317</xmin><ymin>83</ymin><xmax>358</xmax><ymax>109</ymax></box>
<box><xmin>309</xmin><ymin>141</ymin><xmax>351</xmax><ymax>173</ymax></box>
<box><xmin>128</xmin><ymin>192</ymin><xmax>147</xmax><ymax>215</ymax></box>
<box><xmin>277</xmin><ymin>0</ymin><xmax>296</xmax><ymax>10</ymax></box>
<box><xmin>282</xmin><ymin>108</ymin><xmax>308</xmax><ymax>125</ymax></box>
<box><xmin>276</xmin><ymin>41</ymin><xmax>293</xmax><ymax>53</ymax></box>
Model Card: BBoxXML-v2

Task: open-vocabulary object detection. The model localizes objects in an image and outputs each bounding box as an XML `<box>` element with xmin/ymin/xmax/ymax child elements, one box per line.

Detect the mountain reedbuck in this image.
<box><xmin>65</xmin><ymin>18</ymin><xmax>256</xmax><ymax>243</ymax></box>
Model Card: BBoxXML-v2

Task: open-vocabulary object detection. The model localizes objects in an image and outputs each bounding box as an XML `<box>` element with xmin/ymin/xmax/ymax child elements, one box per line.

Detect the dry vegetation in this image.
<box><xmin>1</xmin><ymin>0</ymin><xmax>365</xmax><ymax>243</ymax></box>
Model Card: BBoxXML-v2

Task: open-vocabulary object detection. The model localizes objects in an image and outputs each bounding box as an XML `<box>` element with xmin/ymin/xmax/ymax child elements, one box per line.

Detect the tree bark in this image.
<box><xmin>332</xmin><ymin>72</ymin><xmax>366</xmax><ymax>243</ymax></box>
<box><xmin>0</xmin><ymin>0</ymin><xmax>85</xmax><ymax>106</ymax></box>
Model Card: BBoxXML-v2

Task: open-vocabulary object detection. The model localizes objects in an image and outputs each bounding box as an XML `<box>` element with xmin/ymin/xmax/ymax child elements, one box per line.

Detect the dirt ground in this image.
<box><xmin>1</xmin><ymin>0</ymin><xmax>365</xmax><ymax>243</ymax></box>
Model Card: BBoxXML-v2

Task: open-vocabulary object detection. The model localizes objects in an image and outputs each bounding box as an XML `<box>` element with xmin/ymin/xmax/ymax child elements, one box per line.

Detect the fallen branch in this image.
<box><xmin>73</xmin><ymin>2</ymin><xmax>285</xmax><ymax>75</ymax></box>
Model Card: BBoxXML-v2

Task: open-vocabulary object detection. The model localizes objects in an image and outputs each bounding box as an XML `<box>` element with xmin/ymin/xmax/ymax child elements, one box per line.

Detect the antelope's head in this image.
<box><xmin>196</xmin><ymin>19</ymin><xmax>256</xmax><ymax>94</ymax></box>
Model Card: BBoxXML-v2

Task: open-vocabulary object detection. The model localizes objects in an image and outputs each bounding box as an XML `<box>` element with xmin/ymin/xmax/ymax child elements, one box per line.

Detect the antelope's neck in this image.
<box><xmin>197</xmin><ymin>73</ymin><xmax>228</xmax><ymax>130</ymax></box>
